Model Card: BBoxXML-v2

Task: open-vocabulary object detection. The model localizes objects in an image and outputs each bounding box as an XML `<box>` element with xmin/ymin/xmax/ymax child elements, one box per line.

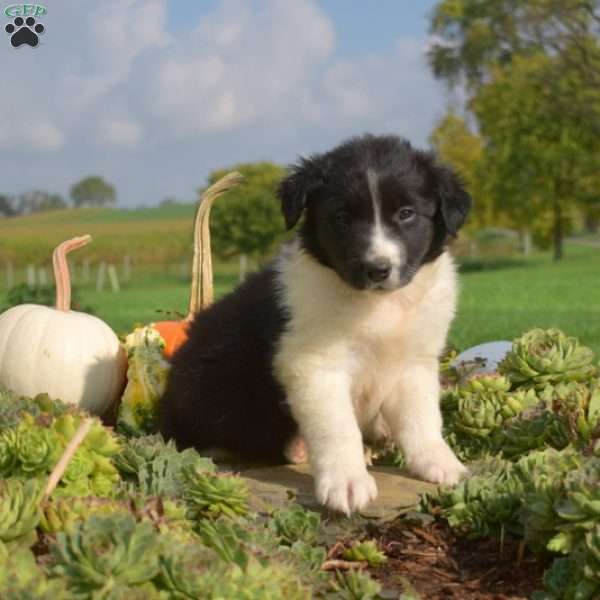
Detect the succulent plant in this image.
<box><xmin>545</xmin><ymin>457</ymin><xmax>600</xmax><ymax>555</ymax></box>
<box><xmin>499</xmin><ymin>329</ymin><xmax>596</xmax><ymax>389</ymax></box>
<box><xmin>0</xmin><ymin>478</ymin><xmax>42</xmax><ymax>546</ymax></box>
<box><xmin>40</xmin><ymin>496</ymin><xmax>127</xmax><ymax>534</ymax></box>
<box><xmin>421</xmin><ymin>457</ymin><xmax>522</xmax><ymax>538</ymax></box>
<box><xmin>516</xmin><ymin>448</ymin><xmax>583</xmax><ymax>552</ymax></box>
<box><xmin>50</xmin><ymin>513</ymin><xmax>161</xmax><ymax>595</ymax></box>
<box><xmin>196</xmin><ymin>517</ymin><xmax>280</xmax><ymax>568</ymax></box>
<box><xmin>90</xmin><ymin>582</ymin><xmax>163</xmax><ymax>600</ymax></box>
<box><xmin>540</xmin><ymin>381</ymin><xmax>600</xmax><ymax>443</ymax></box>
<box><xmin>269</xmin><ymin>503</ymin><xmax>321</xmax><ymax>546</ymax></box>
<box><xmin>342</xmin><ymin>540</ymin><xmax>387</xmax><ymax>566</ymax></box>
<box><xmin>216</xmin><ymin>559</ymin><xmax>311</xmax><ymax>600</ymax></box>
<box><xmin>582</xmin><ymin>525</ymin><xmax>600</xmax><ymax>583</ymax></box>
<box><xmin>0</xmin><ymin>386</ymin><xmax>74</xmax><ymax>429</ymax></box>
<box><xmin>497</xmin><ymin>409</ymin><xmax>571</xmax><ymax>458</ymax></box>
<box><xmin>0</xmin><ymin>427</ymin><xmax>18</xmax><ymax>476</ymax></box>
<box><xmin>182</xmin><ymin>466</ymin><xmax>249</xmax><ymax>520</ymax></box>
<box><xmin>114</xmin><ymin>434</ymin><xmax>214</xmax><ymax>498</ymax></box>
<box><xmin>0</xmin><ymin>544</ymin><xmax>70</xmax><ymax>600</ymax></box>
<box><xmin>531</xmin><ymin>556</ymin><xmax>593</xmax><ymax>600</ymax></box>
<box><xmin>331</xmin><ymin>569</ymin><xmax>382</xmax><ymax>600</ymax></box>
<box><xmin>156</xmin><ymin>540</ymin><xmax>220</xmax><ymax>598</ymax></box>
<box><xmin>462</xmin><ymin>373</ymin><xmax>512</xmax><ymax>394</ymax></box>
<box><xmin>444</xmin><ymin>377</ymin><xmax>538</xmax><ymax>438</ymax></box>
<box><xmin>53</xmin><ymin>413</ymin><xmax>120</xmax><ymax>458</ymax></box>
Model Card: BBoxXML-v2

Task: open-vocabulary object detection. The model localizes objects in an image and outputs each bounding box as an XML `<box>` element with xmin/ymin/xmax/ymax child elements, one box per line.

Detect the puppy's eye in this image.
<box><xmin>335</xmin><ymin>210</ymin><xmax>351</xmax><ymax>226</ymax></box>
<box><xmin>396</xmin><ymin>207</ymin><xmax>415</xmax><ymax>222</ymax></box>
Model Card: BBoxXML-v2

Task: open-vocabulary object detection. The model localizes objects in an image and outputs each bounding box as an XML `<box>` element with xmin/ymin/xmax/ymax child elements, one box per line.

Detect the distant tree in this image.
<box><xmin>160</xmin><ymin>197</ymin><xmax>182</xmax><ymax>207</ymax></box>
<box><xmin>17</xmin><ymin>190</ymin><xmax>66</xmax><ymax>214</ymax></box>
<box><xmin>70</xmin><ymin>176</ymin><xmax>116</xmax><ymax>208</ymax></box>
<box><xmin>429</xmin><ymin>113</ymin><xmax>490</xmax><ymax>229</ymax></box>
<box><xmin>472</xmin><ymin>54</ymin><xmax>600</xmax><ymax>259</ymax></box>
<box><xmin>428</xmin><ymin>0</ymin><xmax>600</xmax><ymax>259</ymax></box>
<box><xmin>0</xmin><ymin>195</ymin><xmax>17</xmax><ymax>217</ymax></box>
<box><xmin>207</xmin><ymin>162</ymin><xmax>287</xmax><ymax>259</ymax></box>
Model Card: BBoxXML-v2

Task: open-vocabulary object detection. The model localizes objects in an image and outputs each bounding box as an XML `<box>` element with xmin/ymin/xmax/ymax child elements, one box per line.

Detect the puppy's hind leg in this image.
<box><xmin>284</xmin><ymin>434</ymin><xmax>309</xmax><ymax>465</ymax></box>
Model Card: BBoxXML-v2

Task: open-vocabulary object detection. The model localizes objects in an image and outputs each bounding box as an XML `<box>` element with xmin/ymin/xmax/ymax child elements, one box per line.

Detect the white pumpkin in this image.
<box><xmin>0</xmin><ymin>235</ymin><xmax>126</xmax><ymax>415</ymax></box>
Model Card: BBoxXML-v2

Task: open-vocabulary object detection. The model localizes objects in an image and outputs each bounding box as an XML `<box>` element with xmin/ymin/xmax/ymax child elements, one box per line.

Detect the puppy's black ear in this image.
<box><xmin>436</xmin><ymin>165</ymin><xmax>472</xmax><ymax>237</ymax></box>
<box><xmin>278</xmin><ymin>156</ymin><xmax>324</xmax><ymax>230</ymax></box>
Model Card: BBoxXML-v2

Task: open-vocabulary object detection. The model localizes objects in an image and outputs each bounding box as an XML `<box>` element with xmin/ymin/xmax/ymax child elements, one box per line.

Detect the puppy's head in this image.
<box><xmin>278</xmin><ymin>134</ymin><xmax>472</xmax><ymax>291</ymax></box>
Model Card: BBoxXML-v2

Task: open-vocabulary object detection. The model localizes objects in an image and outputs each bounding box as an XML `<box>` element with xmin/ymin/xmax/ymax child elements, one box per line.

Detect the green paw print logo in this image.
<box><xmin>4</xmin><ymin>3</ymin><xmax>46</xmax><ymax>48</ymax></box>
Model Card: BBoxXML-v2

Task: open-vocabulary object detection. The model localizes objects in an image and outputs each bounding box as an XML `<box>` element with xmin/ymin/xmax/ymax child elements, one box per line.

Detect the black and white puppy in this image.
<box><xmin>159</xmin><ymin>134</ymin><xmax>472</xmax><ymax>515</ymax></box>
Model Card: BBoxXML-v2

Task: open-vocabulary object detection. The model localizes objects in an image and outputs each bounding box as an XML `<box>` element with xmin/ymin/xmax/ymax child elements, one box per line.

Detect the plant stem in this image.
<box><xmin>53</xmin><ymin>235</ymin><xmax>92</xmax><ymax>311</ymax></box>
<box><xmin>185</xmin><ymin>171</ymin><xmax>244</xmax><ymax>321</ymax></box>
<box><xmin>43</xmin><ymin>418</ymin><xmax>93</xmax><ymax>501</ymax></box>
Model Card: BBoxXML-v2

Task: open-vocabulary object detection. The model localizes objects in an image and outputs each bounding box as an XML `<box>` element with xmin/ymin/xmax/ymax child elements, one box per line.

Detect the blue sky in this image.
<box><xmin>0</xmin><ymin>0</ymin><xmax>448</xmax><ymax>207</ymax></box>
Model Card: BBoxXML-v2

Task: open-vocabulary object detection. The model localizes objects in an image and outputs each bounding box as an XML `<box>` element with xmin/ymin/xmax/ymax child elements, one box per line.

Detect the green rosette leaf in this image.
<box><xmin>40</xmin><ymin>496</ymin><xmax>126</xmax><ymax>534</ymax></box>
<box><xmin>62</xmin><ymin>448</ymin><xmax>95</xmax><ymax>485</ymax></box>
<box><xmin>0</xmin><ymin>428</ymin><xmax>18</xmax><ymax>476</ymax></box>
<box><xmin>182</xmin><ymin>467</ymin><xmax>249</xmax><ymax>520</ymax></box>
<box><xmin>269</xmin><ymin>503</ymin><xmax>321</xmax><ymax>546</ymax></box>
<box><xmin>50</xmin><ymin>513</ymin><xmax>161</xmax><ymax>595</ymax></box>
<box><xmin>331</xmin><ymin>569</ymin><xmax>382</xmax><ymax>600</ymax></box>
<box><xmin>114</xmin><ymin>435</ymin><xmax>214</xmax><ymax>498</ymax></box>
<box><xmin>582</xmin><ymin>525</ymin><xmax>600</xmax><ymax>586</ymax></box>
<box><xmin>0</xmin><ymin>543</ymin><xmax>69</xmax><ymax>599</ymax></box>
<box><xmin>499</xmin><ymin>328</ymin><xmax>596</xmax><ymax>389</ymax></box>
<box><xmin>497</xmin><ymin>409</ymin><xmax>570</xmax><ymax>458</ymax></box>
<box><xmin>15</xmin><ymin>421</ymin><xmax>61</xmax><ymax>475</ymax></box>
<box><xmin>0</xmin><ymin>478</ymin><xmax>42</xmax><ymax>546</ymax></box>
<box><xmin>421</xmin><ymin>457</ymin><xmax>522</xmax><ymax>538</ymax></box>
<box><xmin>342</xmin><ymin>540</ymin><xmax>387</xmax><ymax>566</ymax></box>
<box><xmin>532</xmin><ymin>556</ymin><xmax>592</xmax><ymax>600</ymax></box>
<box><xmin>156</xmin><ymin>540</ymin><xmax>218</xmax><ymax>598</ymax></box>
<box><xmin>516</xmin><ymin>448</ymin><xmax>583</xmax><ymax>552</ymax></box>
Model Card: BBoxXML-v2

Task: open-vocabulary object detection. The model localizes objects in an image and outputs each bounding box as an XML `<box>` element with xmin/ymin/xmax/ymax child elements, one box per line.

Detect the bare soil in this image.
<box><xmin>337</xmin><ymin>517</ymin><xmax>547</xmax><ymax>599</ymax></box>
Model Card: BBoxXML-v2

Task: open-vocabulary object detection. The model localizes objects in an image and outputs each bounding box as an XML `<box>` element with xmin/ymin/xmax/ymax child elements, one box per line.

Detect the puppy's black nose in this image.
<box><xmin>365</xmin><ymin>259</ymin><xmax>391</xmax><ymax>283</ymax></box>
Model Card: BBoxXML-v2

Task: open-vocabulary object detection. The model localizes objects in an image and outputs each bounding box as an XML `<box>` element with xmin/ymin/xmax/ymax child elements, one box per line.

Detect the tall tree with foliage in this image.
<box><xmin>207</xmin><ymin>162</ymin><xmax>287</xmax><ymax>260</ymax></box>
<box><xmin>429</xmin><ymin>112</ymin><xmax>489</xmax><ymax>229</ymax></box>
<box><xmin>18</xmin><ymin>191</ymin><xmax>66</xmax><ymax>214</ymax></box>
<box><xmin>0</xmin><ymin>195</ymin><xmax>16</xmax><ymax>217</ymax></box>
<box><xmin>472</xmin><ymin>54</ymin><xmax>600</xmax><ymax>258</ymax></box>
<box><xmin>70</xmin><ymin>176</ymin><xmax>116</xmax><ymax>208</ymax></box>
<box><xmin>428</xmin><ymin>0</ymin><xmax>600</xmax><ymax>259</ymax></box>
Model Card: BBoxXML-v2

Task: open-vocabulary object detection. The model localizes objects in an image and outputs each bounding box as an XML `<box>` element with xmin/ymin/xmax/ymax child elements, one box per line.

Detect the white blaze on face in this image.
<box><xmin>366</xmin><ymin>168</ymin><xmax>405</xmax><ymax>286</ymax></box>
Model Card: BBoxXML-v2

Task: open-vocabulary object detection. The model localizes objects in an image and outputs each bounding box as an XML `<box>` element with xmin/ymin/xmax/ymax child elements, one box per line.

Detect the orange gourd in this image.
<box><xmin>153</xmin><ymin>172</ymin><xmax>244</xmax><ymax>359</ymax></box>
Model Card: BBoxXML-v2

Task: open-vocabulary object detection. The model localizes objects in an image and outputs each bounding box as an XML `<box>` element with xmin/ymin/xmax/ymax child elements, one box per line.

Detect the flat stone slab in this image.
<box><xmin>240</xmin><ymin>463</ymin><xmax>436</xmax><ymax>521</ymax></box>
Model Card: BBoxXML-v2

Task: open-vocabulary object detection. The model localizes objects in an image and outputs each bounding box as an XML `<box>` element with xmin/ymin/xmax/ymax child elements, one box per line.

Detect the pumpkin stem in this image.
<box><xmin>185</xmin><ymin>171</ymin><xmax>244</xmax><ymax>321</ymax></box>
<box><xmin>53</xmin><ymin>235</ymin><xmax>92</xmax><ymax>311</ymax></box>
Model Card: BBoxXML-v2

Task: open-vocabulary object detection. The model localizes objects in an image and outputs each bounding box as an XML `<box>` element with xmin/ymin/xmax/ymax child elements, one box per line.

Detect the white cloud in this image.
<box><xmin>62</xmin><ymin>0</ymin><xmax>170</xmax><ymax>110</ymax></box>
<box><xmin>98</xmin><ymin>116</ymin><xmax>143</xmax><ymax>146</ymax></box>
<box><xmin>0</xmin><ymin>0</ymin><xmax>446</xmax><ymax>205</ymax></box>
<box><xmin>0</xmin><ymin>114</ymin><xmax>64</xmax><ymax>152</ymax></box>
<box><xmin>149</xmin><ymin>0</ymin><xmax>336</xmax><ymax>135</ymax></box>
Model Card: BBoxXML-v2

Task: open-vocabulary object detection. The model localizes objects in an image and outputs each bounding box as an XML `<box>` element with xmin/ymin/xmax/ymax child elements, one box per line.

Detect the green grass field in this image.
<box><xmin>0</xmin><ymin>205</ymin><xmax>196</xmax><ymax>264</ymax></box>
<box><xmin>85</xmin><ymin>243</ymin><xmax>597</xmax><ymax>354</ymax></box>
<box><xmin>5</xmin><ymin>243</ymin><xmax>597</xmax><ymax>354</ymax></box>
<box><xmin>450</xmin><ymin>244</ymin><xmax>600</xmax><ymax>354</ymax></box>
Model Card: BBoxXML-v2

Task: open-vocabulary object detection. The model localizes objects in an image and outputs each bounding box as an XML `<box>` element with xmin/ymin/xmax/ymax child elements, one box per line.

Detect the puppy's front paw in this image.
<box><xmin>315</xmin><ymin>467</ymin><xmax>377</xmax><ymax>515</ymax></box>
<box><xmin>406</xmin><ymin>440</ymin><xmax>467</xmax><ymax>486</ymax></box>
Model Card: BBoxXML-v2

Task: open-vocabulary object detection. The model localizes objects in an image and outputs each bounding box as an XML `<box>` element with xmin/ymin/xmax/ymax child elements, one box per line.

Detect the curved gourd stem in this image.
<box><xmin>52</xmin><ymin>235</ymin><xmax>92</xmax><ymax>312</ymax></box>
<box><xmin>185</xmin><ymin>171</ymin><xmax>244</xmax><ymax>321</ymax></box>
